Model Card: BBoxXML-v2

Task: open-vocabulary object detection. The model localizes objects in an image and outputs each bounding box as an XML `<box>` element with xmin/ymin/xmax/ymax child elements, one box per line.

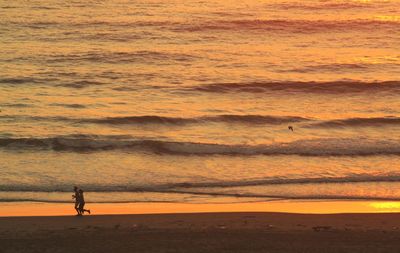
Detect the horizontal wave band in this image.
<box><xmin>2</xmin><ymin>79</ymin><xmax>399</xmax><ymax>93</ymax></box>
<box><xmin>0</xmin><ymin>77</ymin><xmax>58</xmax><ymax>85</ymax></box>
<box><xmin>171</xmin><ymin>176</ymin><xmax>400</xmax><ymax>189</ymax></box>
<box><xmin>7</xmin><ymin>18</ymin><xmax>399</xmax><ymax>32</ymax></box>
<box><xmin>3</xmin><ymin>195</ymin><xmax>400</xmax><ymax>203</ymax></box>
<box><xmin>89</xmin><ymin>115</ymin><xmax>400</xmax><ymax>128</ymax></box>
<box><xmin>187</xmin><ymin>81</ymin><xmax>400</xmax><ymax>93</ymax></box>
<box><xmin>4</xmin><ymin>175</ymin><xmax>400</xmax><ymax>193</ymax></box>
<box><xmin>309</xmin><ymin>116</ymin><xmax>400</xmax><ymax>128</ymax></box>
<box><xmin>0</xmin><ymin>199</ymin><xmax>177</xmax><ymax>204</ymax></box>
<box><xmin>86</xmin><ymin>115</ymin><xmax>309</xmax><ymax>125</ymax></box>
<box><xmin>0</xmin><ymin>136</ymin><xmax>399</xmax><ymax>156</ymax></box>
<box><xmin>272</xmin><ymin>2</ymin><xmax>373</xmax><ymax>10</ymax></box>
<box><xmin>4</xmin><ymin>51</ymin><xmax>198</xmax><ymax>65</ymax></box>
<box><xmin>171</xmin><ymin>19</ymin><xmax>400</xmax><ymax>33</ymax></box>
<box><xmin>3</xmin><ymin>114</ymin><xmax>400</xmax><ymax>128</ymax></box>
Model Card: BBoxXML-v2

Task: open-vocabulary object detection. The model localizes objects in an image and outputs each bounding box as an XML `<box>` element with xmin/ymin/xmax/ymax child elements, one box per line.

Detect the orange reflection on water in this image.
<box><xmin>3</xmin><ymin>201</ymin><xmax>400</xmax><ymax>217</ymax></box>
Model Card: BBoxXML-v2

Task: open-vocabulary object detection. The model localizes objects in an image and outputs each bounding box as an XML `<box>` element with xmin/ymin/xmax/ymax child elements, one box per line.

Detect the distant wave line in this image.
<box><xmin>2</xmin><ymin>78</ymin><xmax>400</xmax><ymax>93</ymax></box>
<box><xmin>271</xmin><ymin>2</ymin><xmax>373</xmax><ymax>10</ymax></box>
<box><xmin>186</xmin><ymin>81</ymin><xmax>400</xmax><ymax>93</ymax></box>
<box><xmin>172</xmin><ymin>19</ymin><xmax>400</xmax><ymax>33</ymax></box>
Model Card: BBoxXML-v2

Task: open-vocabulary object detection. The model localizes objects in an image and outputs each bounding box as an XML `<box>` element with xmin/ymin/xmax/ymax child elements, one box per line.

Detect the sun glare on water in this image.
<box><xmin>370</xmin><ymin>202</ymin><xmax>400</xmax><ymax>211</ymax></box>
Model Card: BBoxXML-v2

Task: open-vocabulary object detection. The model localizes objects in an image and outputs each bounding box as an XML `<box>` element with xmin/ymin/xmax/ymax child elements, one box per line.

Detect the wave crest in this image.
<box><xmin>0</xmin><ymin>136</ymin><xmax>399</xmax><ymax>156</ymax></box>
<box><xmin>3</xmin><ymin>114</ymin><xmax>400</xmax><ymax>128</ymax></box>
<box><xmin>310</xmin><ymin>117</ymin><xmax>400</xmax><ymax>128</ymax></box>
<box><xmin>86</xmin><ymin>115</ymin><xmax>309</xmax><ymax>125</ymax></box>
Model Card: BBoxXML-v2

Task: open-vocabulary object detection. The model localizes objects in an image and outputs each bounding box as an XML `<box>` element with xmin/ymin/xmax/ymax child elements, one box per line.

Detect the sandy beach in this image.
<box><xmin>2</xmin><ymin>203</ymin><xmax>400</xmax><ymax>253</ymax></box>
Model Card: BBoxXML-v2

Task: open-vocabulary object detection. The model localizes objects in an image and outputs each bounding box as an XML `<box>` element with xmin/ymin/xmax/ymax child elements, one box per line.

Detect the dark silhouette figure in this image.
<box><xmin>72</xmin><ymin>186</ymin><xmax>80</xmax><ymax>215</ymax></box>
<box><xmin>77</xmin><ymin>189</ymin><xmax>91</xmax><ymax>215</ymax></box>
<box><xmin>288</xmin><ymin>126</ymin><xmax>294</xmax><ymax>131</ymax></box>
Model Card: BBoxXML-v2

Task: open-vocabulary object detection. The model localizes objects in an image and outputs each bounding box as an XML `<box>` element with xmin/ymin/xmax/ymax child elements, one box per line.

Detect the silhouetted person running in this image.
<box><xmin>72</xmin><ymin>186</ymin><xmax>80</xmax><ymax>215</ymax></box>
<box><xmin>77</xmin><ymin>189</ymin><xmax>91</xmax><ymax>215</ymax></box>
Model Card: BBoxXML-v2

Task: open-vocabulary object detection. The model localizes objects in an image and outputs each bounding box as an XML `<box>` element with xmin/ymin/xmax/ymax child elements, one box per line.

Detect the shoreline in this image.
<box><xmin>3</xmin><ymin>201</ymin><xmax>400</xmax><ymax>252</ymax></box>
<box><xmin>2</xmin><ymin>211</ymin><xmax>400</xmax><ymax>252</ymax></box>
<box><xmin>2</xmin><ymin>200</ymin><xmax>400</xmax><ymax>217</ymax></box>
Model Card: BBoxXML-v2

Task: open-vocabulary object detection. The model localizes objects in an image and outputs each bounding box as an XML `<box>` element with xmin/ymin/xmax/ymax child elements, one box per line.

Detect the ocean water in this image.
<box><xmin>1</xmin><ymin>0</ymin><xmax>400</xmax><ymax>204</ymax></box>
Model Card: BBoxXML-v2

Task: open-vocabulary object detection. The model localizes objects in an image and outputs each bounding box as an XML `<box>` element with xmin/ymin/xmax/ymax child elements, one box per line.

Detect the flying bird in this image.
<box><xmin>288</xmin><ymin>126</ymin><xmax>294</xmax><ymax>131</ymax></box>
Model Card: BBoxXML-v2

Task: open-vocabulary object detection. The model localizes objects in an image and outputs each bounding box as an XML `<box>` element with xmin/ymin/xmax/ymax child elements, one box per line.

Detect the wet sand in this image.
<box><xmin>2</xmin><ymin>212</ymin><xmax>400</xmax><ymax>253</ymax></box>
<box><xmin>3</xmin><ymin>200</ymin><xmax>400</xmax><ymax>217</ymax></box>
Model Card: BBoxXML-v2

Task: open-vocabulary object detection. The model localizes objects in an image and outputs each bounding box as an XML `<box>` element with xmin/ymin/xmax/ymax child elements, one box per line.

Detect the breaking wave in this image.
<box><xmin>3</xmin><ymin>175</ymin><xmax>400</xmax><ymax>192</ymax></box>
<box><xmin>310</xmin><ymin>116</ymin><xmax>400</xmax><ymax>128</ymax></box>
<box><xmin>86</xmin><ymin>115</ymin><xmax>309</xmax><ymax>125</ymax></box>
<box><xmin>3</xmin><ymin>174</ymin><xmax>400</xmax><ymax>202</ymax></box>
<box><xmin>0</xmin><ymin>136</ymin><xmax>399</xmax><ymax>156</ymax></box>
<box><xmin>170</xmin><ymin>175</ymin><xmax>400</xmax><ymax>189</ymax></box>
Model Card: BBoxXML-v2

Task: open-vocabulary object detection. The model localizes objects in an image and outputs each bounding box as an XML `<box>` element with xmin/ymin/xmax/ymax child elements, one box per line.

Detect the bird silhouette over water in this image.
<box><xmin>288</xmin><ymin>126</ymin><xmax>294</xmax><ymax>131</ymax></box>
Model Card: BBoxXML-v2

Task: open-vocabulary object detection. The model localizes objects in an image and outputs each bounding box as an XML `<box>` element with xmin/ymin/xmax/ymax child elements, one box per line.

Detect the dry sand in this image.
<box><xmin>2</xmin><ymin>212</ymin><xmax>400</xmax><ymax>253</ymax></box>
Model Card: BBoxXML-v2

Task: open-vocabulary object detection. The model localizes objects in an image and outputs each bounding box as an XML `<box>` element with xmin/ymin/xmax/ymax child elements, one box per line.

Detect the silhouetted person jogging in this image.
<box><xmin>72</xmin><ymin>186</ymin><xmax>80</xmax><ymax>215</ymax></box>
<box><xmin>77</xmin><ymin>189</ymin><xmax>91</xmax><ymax>215</ymax></box>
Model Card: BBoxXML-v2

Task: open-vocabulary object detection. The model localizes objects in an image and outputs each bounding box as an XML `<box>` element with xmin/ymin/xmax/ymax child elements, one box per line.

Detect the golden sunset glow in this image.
<box><xmin>370</xmin><ymin>202</ymin><xmax>400</xmax><ymax>210</ymax></box>
<box><xmin>0</xmin><ymin>0</ymin><xmax>399</xmax><ymax>231</ymax></box>
<box><xmin>1</xmin><ymin>0</ymin><xmax>400</xmax><ymax>252</ymax></box>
